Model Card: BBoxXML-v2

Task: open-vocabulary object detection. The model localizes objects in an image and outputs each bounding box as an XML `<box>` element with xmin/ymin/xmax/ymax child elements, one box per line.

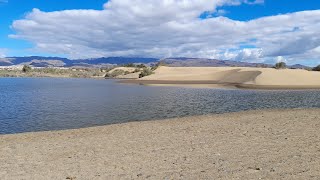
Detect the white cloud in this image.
<box><xmin>9</xmin><ymin>0</ymin><xmax>320</xmax><ymax>65</ymax></box>
<box><xmin>231</xmin><ymin>48</ymin><xmax>263</xmax><ymax>61</ymax></box>
<box><xmin>244</xmin><ymin>0</ymin><xmax>264</xmax><ymax>5</ymax></box>
<box><xmin>0</xmin><ymin>49</ymin><xmax>7</xmax><ymax>58</ymax></box>
<box><xmin>275</xmin><ymin>56</ymin><xmax>287</xmax><ymax>63</ymax></box>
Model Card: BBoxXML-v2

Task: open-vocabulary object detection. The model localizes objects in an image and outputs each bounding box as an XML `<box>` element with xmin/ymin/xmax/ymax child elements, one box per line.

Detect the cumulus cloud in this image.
<box><xmin>9</xmin><ymin>0</ymin><xmax>320</xmax><ymax>65</ymax></box>
<box><xmin>234</xmin><ymin>48</ymin><xmax>263</xmax><ymax>61</ymax></box>
<box><xmin>275</xmin><ymin>56</ymin><xmax>287</xmax><ymax>63</ymax></box>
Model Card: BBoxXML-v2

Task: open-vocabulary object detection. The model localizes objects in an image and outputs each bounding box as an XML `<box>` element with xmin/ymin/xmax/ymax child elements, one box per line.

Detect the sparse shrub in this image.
<box><xmin>100</xmin><ymin>67</ymin><xmax>114</xmax><ymax>73</ymax></box>
<box><xmin>22</xmin><ymin>65</ymin><xmax>32</xmax><ymax>73</ymax></box>
<box><xmin>136</xmin><ymin>64</ymin><xmax>146</xmax><ymax>68</ymax></box>
<box><xmin>313</xmin><ymin>65</ymin><xmax>320</xmax><ymax>71</ymax></box>
<box><xmin>105</xmin><ymin>69</ymin><xmax>126</xmax><ymax>78</ymax></box>
<box><xmin>151</xmin><ymin>61</ymin><xmax>167</xmax><ymax>71</ymax></box>
<box><xmin>92</xmin><ymin>72</ymin><xmax>100</xmax><ymax>76</ymax></box>
<box><xmin>139</xmin><ymin>68</ymin><xmax>153</xmax><ymax>78</ymax></box>
<box><xmin>123</xmin><ymin>63</ymin><xmax>135</xmax><ymax>67</ymax></box>
<box><xmin>133</xmin><ymin>68</ymin><xmax>140</xmax><ymax>73</ymax></box>
<box><xmin>151</xmin><ymin>66</ymin><xmax>157</xmax><ymax>71</ymax></box>
<box><xmin>124</xmin><ymin>71</ymin><xmax>130</xmax><ymax>75</ymax></box>
<box><xmin>122</xmin><ymin>63</ymin><xmax>147</xmax><ymax>68</ymax></box>
<box><xmin>274</xmin><ymin>62</ymin><xmax>287</xmax><ymax>69</ymax></box>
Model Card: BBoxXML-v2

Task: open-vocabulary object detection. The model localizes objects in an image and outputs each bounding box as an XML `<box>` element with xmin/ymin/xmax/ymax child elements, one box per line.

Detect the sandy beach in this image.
<box><xmin>1</xmin><ymin>109</ymin><xmax>320</xmax><ymax>179</ymax></box>
<box><xmin>121</xmin><ymin>66</ymin><xmax>320</xmax><ymax>89</ymax></box>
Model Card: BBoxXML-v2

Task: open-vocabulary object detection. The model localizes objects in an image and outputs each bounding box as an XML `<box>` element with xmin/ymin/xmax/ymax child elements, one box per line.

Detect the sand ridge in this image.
<box><xmin>123</xmin><ymin>66</ymin><xmax>320</xmax><ymax>89</ymax></box>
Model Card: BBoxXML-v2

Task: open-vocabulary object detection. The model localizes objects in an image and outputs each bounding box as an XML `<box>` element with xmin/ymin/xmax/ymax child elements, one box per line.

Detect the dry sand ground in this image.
<box><xmin>122</xmin><ymin>66</ymin><xmax>320</xmax><ymax>89</ymax></box>
<box><xmin>1</xmin><ymin>109</ymin><xmax>320</xmax><ymax>179</ymax></box>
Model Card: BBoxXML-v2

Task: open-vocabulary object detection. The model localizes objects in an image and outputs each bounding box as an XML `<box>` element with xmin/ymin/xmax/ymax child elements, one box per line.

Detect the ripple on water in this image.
<box><xmin>0</xmin><ymin>78</ymin><xmax>319</xmax><ymax>134</ymax></box>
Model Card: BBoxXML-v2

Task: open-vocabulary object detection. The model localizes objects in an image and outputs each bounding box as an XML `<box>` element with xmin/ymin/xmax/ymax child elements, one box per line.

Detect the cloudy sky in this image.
<box><xmin>0</xmin><ymin>0</ymin><xmax>319</xmax><ymax>65</ymax></box>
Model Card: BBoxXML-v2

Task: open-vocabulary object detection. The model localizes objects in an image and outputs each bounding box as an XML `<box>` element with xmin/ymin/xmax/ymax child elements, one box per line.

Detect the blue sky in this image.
<box><xmin>0</xmin><ymin>0</ymin><xmax>319</xmax><ymax>65</ymax></box>
<box><xmin>223</xmin><ymin>0</ymin><xmax>319</xmax><ymax>20</ymax></box>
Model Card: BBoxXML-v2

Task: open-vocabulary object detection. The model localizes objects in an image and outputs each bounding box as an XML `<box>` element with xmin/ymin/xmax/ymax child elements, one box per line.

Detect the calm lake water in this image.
<box><xmin>0</xmin><ymin>78</ymin><xmax>320</xmax><ymax>134</ymax></box>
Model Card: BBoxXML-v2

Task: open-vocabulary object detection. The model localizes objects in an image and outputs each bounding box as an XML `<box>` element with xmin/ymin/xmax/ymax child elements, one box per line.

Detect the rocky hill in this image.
<box><xmin>0</xmin><ymin>56</ymin><xmax>310</xmax><ymax>69</ymax></box>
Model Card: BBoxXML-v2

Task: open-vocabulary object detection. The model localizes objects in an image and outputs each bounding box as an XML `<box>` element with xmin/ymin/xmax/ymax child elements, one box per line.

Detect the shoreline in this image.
<box><xmin>0</xmin><ymin>108</ymin><xmax>316</xmax><ymax>136</ymax></box>
<box><xmin>1</xmin><ymin>108</ymin><xmax>320</xmax><ymax>179</ymax></box>
<box><xmin>0</xmin><ymin>75</ymin><xmax>106</xmax><ymax>80</ymax></box>
<box><xmin>120</xmin><ymin>79</ymin><xmax>320</xmax><ymax>90</ymax></box>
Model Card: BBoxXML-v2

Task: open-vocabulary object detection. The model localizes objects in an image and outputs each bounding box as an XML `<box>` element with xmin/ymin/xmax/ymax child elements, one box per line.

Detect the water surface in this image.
<box><xmin>0</xmin><ymin>78</ymin><xmax>319</xmax><ymax>134</ymax></box>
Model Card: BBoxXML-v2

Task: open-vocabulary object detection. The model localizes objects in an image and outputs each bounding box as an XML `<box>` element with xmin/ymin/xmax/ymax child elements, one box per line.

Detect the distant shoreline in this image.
<box><xmin>0</xmin><ymin>75</ymin><xmax>106</xmax><ymax>79</ymax></box>
<box><xmin>0</xmin><ymin>67</ymin><xmax>106</xmax><ymax>79</ymax></box>
<box><xmin>120</xmin><ymin>79</ymin><xmax>320</xmax><ymax>90</ymax></box>
<box><xmin>1</xmin><ymin>108</ymin><xmax>319</xmax><ymax>179</ymax></box>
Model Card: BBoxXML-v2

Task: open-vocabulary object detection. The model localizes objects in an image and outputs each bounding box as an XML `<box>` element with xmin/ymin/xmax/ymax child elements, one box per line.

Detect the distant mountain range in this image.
<box><xmin>161</xmin><ymin>58</ymin><xmax>272</xmax><ymax>67</ymax></box>
<box><xmin>0</xmin><ymin>56</ymin><xmax>311</xmax><ymax>69</ymax></box>
<box><xmin>0</xmin><ymin>56</ymin><xmax>158</xmax><ymax>67</ymax></box>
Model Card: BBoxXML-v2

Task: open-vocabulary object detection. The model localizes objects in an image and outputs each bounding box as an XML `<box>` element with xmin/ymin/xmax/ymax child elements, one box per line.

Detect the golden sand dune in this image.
<box><xmin>128</xmin><ymin>66</ymin><xmax>320</xmax><ymax>89</ymax></box>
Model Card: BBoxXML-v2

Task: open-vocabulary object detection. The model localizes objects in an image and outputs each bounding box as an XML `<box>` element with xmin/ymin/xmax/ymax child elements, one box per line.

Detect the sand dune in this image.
<box><xmin>127</xmin><ymin>66</ymin><xmax>320</xmax><ymax>89</ymax></box>
<box><xmin>1</xmin><ymin>109</ymin><xmax>320</xmax><ymax>179</ymax></box>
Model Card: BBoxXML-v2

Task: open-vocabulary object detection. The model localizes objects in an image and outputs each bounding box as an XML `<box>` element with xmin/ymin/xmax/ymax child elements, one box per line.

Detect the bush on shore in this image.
<box><xmin>313</xmin><ymin>65</ymin><xmax>320</xmax><ymax>71</ymax></box>
<box><xmin>136</xmin><ymin>64</ymin><xmax>147</xmax><ymax>68</ymax></box>
<box><xmin>151</xmin><ymin>61</ymin><xmax>167</xmax><ymax>71</ymax></box>
<box><xmin>274</xmin><ymin>62</ymin><xmax>287</xmax><ymax>69</ymax></box>
<box><xmin>123</xmin><ymin>63</ymin><xmax>146</xmax><ymax>68</ymax></box>
<box><xmin>133</xmin><ymin>68</ymin><xmax>141</xmax><ymax>73</ymax></box>
<box><xmin>22</xmin><ymin>65</ymin><xmax>32</xmax><ymax>73</ymax></box>
<box><xmin>139</xmin><ymin>68</ymin><xmax>153</xmax><ymax>78</ymax></box>
<box><xmin>123</xmin><ymin>63</ymin><xmax>136</xmax><ymax>67</ymax></box>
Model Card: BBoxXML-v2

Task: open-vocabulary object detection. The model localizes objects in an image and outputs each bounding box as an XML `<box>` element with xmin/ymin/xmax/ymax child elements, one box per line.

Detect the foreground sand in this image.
<box><xmin>122</xmin><ymin>66</ymin><xmax>320</xmax><ymax>89</ymax></box>
<box><xmin>1</xmin><ymin>109</ymin><xmax>320</xmax><ymax>179</ymax></box>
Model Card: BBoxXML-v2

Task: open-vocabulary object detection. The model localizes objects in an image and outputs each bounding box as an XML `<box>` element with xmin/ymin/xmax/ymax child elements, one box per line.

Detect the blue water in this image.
<box><xmin>0</xmin><ymin>78</ymin><xmax>319</xmax><ymax>134</ymax></box>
